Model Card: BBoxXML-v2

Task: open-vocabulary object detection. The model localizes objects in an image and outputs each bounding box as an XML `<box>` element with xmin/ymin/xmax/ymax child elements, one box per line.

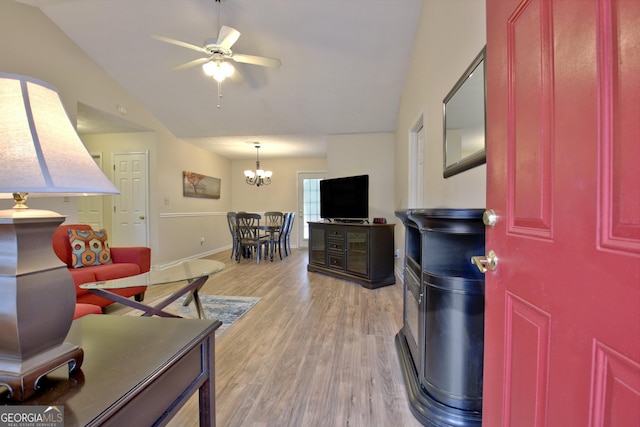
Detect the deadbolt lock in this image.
<box><xmin>483</xmin><ymin>209</ymin><xmax>498</xmax><ymax>227</ymax></box>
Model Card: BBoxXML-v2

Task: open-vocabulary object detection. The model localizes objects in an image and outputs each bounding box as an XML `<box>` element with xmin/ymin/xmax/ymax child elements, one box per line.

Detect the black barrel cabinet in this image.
<box><xmin>395</xmin><ymin>209</ymin><xmax>486</xmax><ymax>426</ymax></box>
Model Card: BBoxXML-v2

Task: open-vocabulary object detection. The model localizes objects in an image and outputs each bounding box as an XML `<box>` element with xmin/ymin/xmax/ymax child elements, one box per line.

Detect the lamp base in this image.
<box><xmin>0</xmin><ymin>343</ymin><xmax>83</xmax><ymax>401</ymax></box>
<box><xmin>0</xmin><ymin>209</ymin><xmax>83</xmax><ymax>401</ymax></box>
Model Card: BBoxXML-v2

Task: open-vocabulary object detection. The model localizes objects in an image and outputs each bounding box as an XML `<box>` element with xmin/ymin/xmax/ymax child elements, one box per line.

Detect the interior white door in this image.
<box><xmin>111</xmin><ymin>152</ymin><xmax>149</xmax><ymax>247</ymax></box>
<box><xmin>77</xmin><ymin>153</ymin><xmax>105</xmax><ymax>229</ymax></box>
<box><xmin>297</xmin><ymin>172</ymin><xmax>326</xmax><ymax>248</ymax></box>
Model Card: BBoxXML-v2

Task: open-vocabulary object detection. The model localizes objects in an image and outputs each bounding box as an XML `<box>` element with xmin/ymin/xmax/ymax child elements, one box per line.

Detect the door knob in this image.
<box><xmin>483</xmin><ymin>209</ymin><xmax>498</xmax><ymax>226</ymax></box>
<box><xmin>471</xmin><ymin>250</ymin><xmax>498</xmax><ymax>273</ymax></box>
<box><xmin>139</xmin><ymin>215</ymin><xmax>145</xmax><ymax>220</ymax></box>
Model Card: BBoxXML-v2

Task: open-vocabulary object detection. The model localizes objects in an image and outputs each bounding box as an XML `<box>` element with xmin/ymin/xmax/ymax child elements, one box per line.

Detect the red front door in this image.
<box><xmin>484</xmin><ymin>0</ymin><xmax>640</xmax><ymax>425</ymax></box>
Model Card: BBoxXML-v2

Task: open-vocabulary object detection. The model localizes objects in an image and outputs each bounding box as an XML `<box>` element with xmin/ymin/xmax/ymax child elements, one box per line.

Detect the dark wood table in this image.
<box><xmin>1</xmin><ymin>315</ymin><xmax>221</xmax><ymax>426</ymax></box>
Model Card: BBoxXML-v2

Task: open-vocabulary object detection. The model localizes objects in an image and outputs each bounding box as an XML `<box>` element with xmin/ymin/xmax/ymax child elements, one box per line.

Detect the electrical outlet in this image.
<box><xmin>200</xmin><ymin>237</ymin><xmax>205</xmax><ymax>245</ymax></box>
<box><xmin>395</xmin><ymin>249</ymin><xmax>401</xmax><ymax>258</ymax></box>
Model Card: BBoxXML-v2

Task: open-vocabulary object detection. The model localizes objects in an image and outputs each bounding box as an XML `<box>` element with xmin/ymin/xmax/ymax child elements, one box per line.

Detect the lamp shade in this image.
<box><xmin>0</xmin><ymin>73</ymin><xmax>119</xmax><ymax>198</ymax></box>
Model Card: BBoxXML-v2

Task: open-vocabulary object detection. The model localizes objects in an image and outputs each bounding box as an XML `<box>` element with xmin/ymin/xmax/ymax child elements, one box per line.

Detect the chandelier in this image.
<box><xmin>244</xmin><ymin>144</ymin><xmax>272</xmax><ymax>187</ymax></box>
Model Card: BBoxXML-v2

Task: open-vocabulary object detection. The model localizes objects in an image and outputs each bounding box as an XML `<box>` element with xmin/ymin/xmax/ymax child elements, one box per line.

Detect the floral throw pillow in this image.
<box><xmin>68</xmin><ymin>229</ymin><xmax>113</xmax><ymax>268</ymax></box>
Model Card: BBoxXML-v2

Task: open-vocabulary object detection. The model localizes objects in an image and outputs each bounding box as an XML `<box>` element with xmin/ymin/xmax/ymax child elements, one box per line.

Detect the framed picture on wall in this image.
<box><xmin>183</xmin><ymin>171</ymin><xmax>221</xmax><ymax>199</ymax></box>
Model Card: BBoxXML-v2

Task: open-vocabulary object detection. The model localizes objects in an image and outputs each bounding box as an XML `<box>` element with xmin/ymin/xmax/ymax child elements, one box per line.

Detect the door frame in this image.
<box><xmin>409</xmin><ymin>113</ymin><xmax>425</xmax><ymax>207</ymax></box>
<box><xmin>297</xmin><ymin>171</ymin><xmax>327</xmax><ymax>249</ymax></box>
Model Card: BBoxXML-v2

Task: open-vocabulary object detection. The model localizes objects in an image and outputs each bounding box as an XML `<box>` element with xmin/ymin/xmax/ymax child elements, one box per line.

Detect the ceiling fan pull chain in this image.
<box><xmin>217</xmin><ymin>81</ymin><xmax>222</xmax><ymax>109</ymax></box>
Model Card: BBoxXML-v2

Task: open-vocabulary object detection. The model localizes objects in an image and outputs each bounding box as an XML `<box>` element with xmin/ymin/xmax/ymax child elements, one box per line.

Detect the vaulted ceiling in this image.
<box><xmin>18</xmin><ymin>0</ymin><xmax>422</xmax><ymax>159</ymax></box>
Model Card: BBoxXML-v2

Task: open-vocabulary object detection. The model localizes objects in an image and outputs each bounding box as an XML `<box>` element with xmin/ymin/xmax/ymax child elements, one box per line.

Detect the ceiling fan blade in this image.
<box><xmin>152</xmin><ymin>35</ymin><xmax>207</xmax><ymax>54</ymax></box>
<box><xmin>217</xmin><ymin>25</ymin><xmax>241</xmax><ymax>49</ymax></box>
<box><xmin>231</xmin><ymin>53</ymin><xmax>281</xmax><ymax>68</ymax></box>
<box><xmin>174</xmin><ymin>57</ymin><xmax>210</xmax><ymax>71</ymax></box>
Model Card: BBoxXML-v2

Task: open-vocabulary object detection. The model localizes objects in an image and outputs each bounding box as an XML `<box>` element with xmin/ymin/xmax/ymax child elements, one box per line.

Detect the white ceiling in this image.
<box><xmin>19</xmin><ymin>0</ymin><xmax>422</xmax><ymax>159</ymax></box>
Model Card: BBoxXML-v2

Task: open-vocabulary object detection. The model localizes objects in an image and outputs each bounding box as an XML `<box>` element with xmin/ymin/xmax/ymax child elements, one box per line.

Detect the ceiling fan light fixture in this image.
<box><xmin>203</xmin><ymin>60</ymin><xmax>234</xmax><ymax>82</ymax></box>
<box><xmin>220</xmin><ymin>61</ymin><xmax>234</xmax><ymax>76</ymax></box>
<box><xmin>212</xmin><ymin>71</ymin><xmax>226</xmax><ymax>82</ymax></box>
<box><xmin>202</xmin><ymin>61</ymin><xmax>216</xmax><ymax>76</ymax></box>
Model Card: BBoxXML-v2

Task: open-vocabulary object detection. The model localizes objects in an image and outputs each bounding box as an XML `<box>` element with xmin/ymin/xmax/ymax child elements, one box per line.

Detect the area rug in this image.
<box><xmin>156</xmin><ymin>294</ymin><xmax>260</xmax><ymax>336</ymax></box>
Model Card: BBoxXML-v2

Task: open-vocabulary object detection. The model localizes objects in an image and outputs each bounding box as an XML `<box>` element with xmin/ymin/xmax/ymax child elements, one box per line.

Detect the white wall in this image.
<box><xmin>154</xmin><ymin>136</ymin><xmax>233</xmax><ymax>263</ymax></box>
<box><xmin>327</xmin><ymin>133</ymin><xmax>396</xmax><ymax>223</ymax></box>
<box><xmin>0</xmin><ymin>1</ymin><xmax>232</xmax><ymax>264</ymax></box>
<box><xmin>394</xmin><ymin>0</ymin><xmax>487</xmax><ymax>261</ymax></box>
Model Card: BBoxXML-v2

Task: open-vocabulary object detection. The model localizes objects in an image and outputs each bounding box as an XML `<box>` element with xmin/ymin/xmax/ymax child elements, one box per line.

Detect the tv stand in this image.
<box><xmin>307</xmin><ymin>221</ymin><xmax>394</xmax><ymax>289</ymax></box>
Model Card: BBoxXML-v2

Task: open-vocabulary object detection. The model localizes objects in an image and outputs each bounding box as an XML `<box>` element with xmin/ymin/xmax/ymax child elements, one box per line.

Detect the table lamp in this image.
<box><xmin>0</xmin><ymin>73</ymin><xmax>119</xmax><ymax>400</ymax></box>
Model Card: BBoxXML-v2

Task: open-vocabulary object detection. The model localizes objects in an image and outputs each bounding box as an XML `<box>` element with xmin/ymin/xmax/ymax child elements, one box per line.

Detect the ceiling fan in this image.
<box><xmin>153</xmin><ymin>0</ymin><xmax>280</xmax><ymax>86</ymax></box>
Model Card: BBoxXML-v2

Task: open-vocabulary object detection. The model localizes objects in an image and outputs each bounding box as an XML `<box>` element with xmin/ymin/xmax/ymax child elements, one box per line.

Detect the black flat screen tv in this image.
<box><xmin>320</xmin><ymin>175</ymin><xmax>369</xmax><ymax>221</ymax></box>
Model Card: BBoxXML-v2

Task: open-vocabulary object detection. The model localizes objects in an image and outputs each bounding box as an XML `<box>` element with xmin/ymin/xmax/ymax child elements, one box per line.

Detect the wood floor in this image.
<box><xmin>107</xmin><ymin>248</ymin><xmax>423</xmax><ymax>427</ymax></box>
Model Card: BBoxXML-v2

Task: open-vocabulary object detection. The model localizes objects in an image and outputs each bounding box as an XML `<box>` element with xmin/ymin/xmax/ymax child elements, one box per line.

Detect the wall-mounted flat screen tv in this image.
<box><xmin>320</xmin><ymin>174</ymin><xmax>369</xmax><ymax>221</ymax></box>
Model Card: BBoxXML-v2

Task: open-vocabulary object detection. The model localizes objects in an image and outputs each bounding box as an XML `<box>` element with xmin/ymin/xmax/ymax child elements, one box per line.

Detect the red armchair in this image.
<box><xmin>74</xmin><ymin>303</ymin><xmax>102</xmax><ymax>319</ymax></box>
<box><xmin>52</xmin><ymin>224</ymin><xmax>150</xmax><ymax>308</ymax></box>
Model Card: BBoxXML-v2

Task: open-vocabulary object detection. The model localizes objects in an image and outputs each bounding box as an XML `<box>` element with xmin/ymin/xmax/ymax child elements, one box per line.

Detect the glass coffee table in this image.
<box><xmin>80</xmin><ymin>259</ymin><xmax>225</xmax><ymax>319</ymax></box>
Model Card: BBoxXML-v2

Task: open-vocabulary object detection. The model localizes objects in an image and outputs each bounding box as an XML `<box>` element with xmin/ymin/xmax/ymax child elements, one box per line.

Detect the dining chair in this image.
<box><xmin>263</xmin><ymin>211</ymin><xmax>284</xmax><ymax>261</ymax></box>
<box><xmin>235</xmin><ymin>213</ymin><xmax>269</xmax><ymax>264</ymax></box>
<box><xmin>226</xmin><ymin>212</ymin><xmax>238</xmax><ymax>260</ymax></box>
<box><xmin>264</xmin><ymin>211</ymin><xmax>283</xmax><ymax>224</ymax></box>
<box><xmin>284</xmin><ymin>212</ymin><xmax>295</xmax><ymax>256</ymax></box>
<box><xmin>276</xmin><ymin>212</ymin><xmax>291</xmax><ymax>260</ymax></box>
